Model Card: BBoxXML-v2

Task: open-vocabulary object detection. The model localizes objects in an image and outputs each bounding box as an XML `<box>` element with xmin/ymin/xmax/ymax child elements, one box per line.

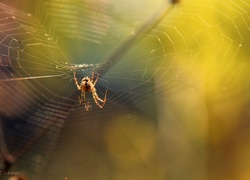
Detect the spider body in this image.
<box><xmin>74</xmin><ymin>71</ymin><xmax>107</xmax><ymax>111</ymax></box>
<box><xmin>80</xmin><ymin>77</ymin><xmax>91</xmax><ymax>92</ymax></box>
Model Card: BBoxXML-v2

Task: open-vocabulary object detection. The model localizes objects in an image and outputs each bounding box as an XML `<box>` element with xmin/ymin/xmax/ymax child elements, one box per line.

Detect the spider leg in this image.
<box><xmin>84</xmin><ymin>102</ymin><xmax>90</xmax><ymax>111</ymax></box>
<box><xmin>78</xmin><ymin>91</ymin><xmax>84</xmax><ymax>106</ymax></box>
<box><xmin>91</xmin><ymin>88</ymin><xmax>107</xmax><ymax>108</ymax></box>
<box><xmin>91</xmin><ymin>69</ymin><xmax>100</xmax><ymax>86</ymax></box>
<box><xmin>93</xmin><ymin>76</ymin><xmax>99</xmax><ymax>86</ymax></box>
<box><xmin>81</xmin><ymin>91</ymin><xmax>89</xmax><ymax>111</ymax></box>
<box><xmin>93</xmin><ymin>74</ymin><xmax>99</xmax><ymax>86</ymax></box>
<box><xmin>74</xmin><ymin>71</ymin><xmax>81</xmax><ymax>90</ymax></box>
<box><xmin>78</xmin><ymin>96</ymin><xmax>82</xmax><ymax>106</ymax></box>
<box><xmin>92</xmin><ymin>69</ymin><xmax>94</xmax><ymax>81</ymax></box>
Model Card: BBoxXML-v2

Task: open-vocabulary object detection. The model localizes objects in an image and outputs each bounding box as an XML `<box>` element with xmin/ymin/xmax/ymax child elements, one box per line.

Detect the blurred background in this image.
<box><xmin>0</xmin><ymin>0</ymin><xmax>250</xmax><ymax>179</ymax></box>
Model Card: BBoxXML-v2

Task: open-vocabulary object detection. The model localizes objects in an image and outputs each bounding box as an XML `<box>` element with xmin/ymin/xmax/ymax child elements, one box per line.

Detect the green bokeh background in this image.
<box><xmin>0</xmin><ymin>0</ymin><xmax>250</xmax><ymax>180</ymax></box>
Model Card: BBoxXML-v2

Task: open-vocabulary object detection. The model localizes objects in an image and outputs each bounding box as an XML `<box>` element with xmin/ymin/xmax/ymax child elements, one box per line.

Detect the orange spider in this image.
<box><xmin>73</xmin><ymin>70</ymin><xmax>107</xmax><ymax>111</ymax></box>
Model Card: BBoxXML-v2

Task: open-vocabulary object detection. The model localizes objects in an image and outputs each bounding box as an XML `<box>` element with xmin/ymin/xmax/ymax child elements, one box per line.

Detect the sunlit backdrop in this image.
<box><xmin>0</xmin><ymin>0</ymin><xmax>250</xmax><ymax>180</ymax></box>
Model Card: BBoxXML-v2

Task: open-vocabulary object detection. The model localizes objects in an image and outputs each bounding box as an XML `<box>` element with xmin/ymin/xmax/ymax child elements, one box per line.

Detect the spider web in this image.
<box><xmin>0</xmin><ymin>0</ymin><xmax>250</xmax><ymax>179</ymax></box>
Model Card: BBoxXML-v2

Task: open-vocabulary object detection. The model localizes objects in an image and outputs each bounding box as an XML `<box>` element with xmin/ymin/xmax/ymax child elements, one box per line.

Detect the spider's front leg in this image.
<box><xmin>92</xmin><ymin>70</ymin><xmax>100</xmax><ymax>86</ymax></box>
<box><xmin>74</xmin><ymin>71</ymin><xmax>81</xmax><ymax>90</ymax></box>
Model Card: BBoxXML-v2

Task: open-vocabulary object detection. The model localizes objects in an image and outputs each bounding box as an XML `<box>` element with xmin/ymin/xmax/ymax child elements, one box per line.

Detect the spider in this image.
<box><xmin>73</xmin><ymin>70</ymin><xmax>107</xmax><ymax>111</ymax></box>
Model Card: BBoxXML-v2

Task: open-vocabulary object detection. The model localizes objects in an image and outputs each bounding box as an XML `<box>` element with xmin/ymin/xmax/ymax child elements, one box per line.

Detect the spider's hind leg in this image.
<box><xmin>92</xmin><ymin>89</ymin><xmax>108</xmax><ymax>108</ymax></box>
<box><xmin>85</xmin><ymin>101</ymin><xmax>91</xmax><ymax>111</ymax></box>
<box><xmin>78</xmin><ymin>96</ymin><xmax>83</xmax><ymax>106</ymax></box>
